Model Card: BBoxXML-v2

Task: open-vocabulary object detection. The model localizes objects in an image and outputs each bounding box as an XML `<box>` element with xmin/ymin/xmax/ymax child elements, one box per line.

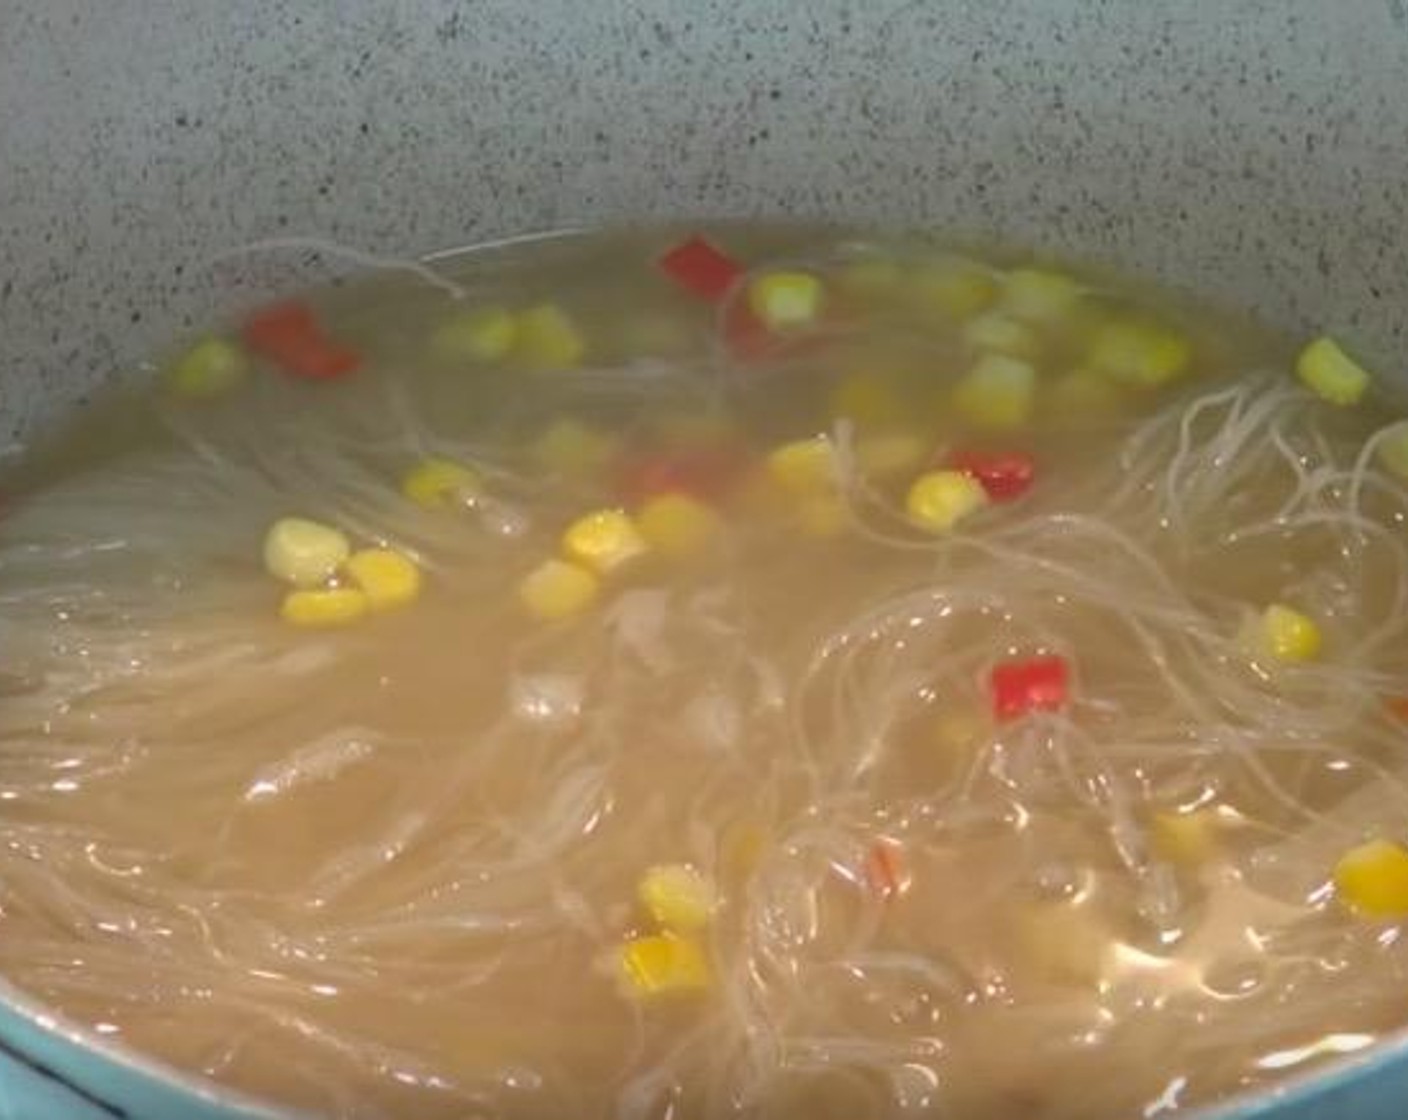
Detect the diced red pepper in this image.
<box><xmin>863</xmin><ymin>839</ymin><xmax>907</xmax><ymax>900</ymax></box>
<box><xmin>658</xmin><ymin>236</ymin><xmax>744</xmax><ymax>303</ymax></box>
<box><xmin>1385</xmin><ymin>696</ymin><xmax>1408</xmax><ymax>721</ymax></box>
<box><xmin>276</xmin><ymin>338</ymin><xmax>362</xmax><ymax>380</ymax></box>
<box><xmin>615</xmin><ymin>448</ymin><xmax>744</xmax><ymax>507</ymax></box>
<box><xmin>242</xmin><ymin>300</ymin><xmax>320</xmax><ymax>356</ymax></box>
<box><xmin>990</xmin><ymin>655</ymin><xmax>1071</xmax><ymax>722</ymax></box>
<box><xmin>947</xmin><ymin>450</ymin><xmax>1036</xmax><ymax>503</ymax></box>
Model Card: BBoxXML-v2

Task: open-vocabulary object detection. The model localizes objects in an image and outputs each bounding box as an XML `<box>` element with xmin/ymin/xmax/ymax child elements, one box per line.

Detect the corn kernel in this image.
<box><xmin>431</xmin><ymin>306</ymin><xmax>517</xmax><ymax>364</ymax></box>
<box><xmin>767</xmin><ymin>436</ymin><xmax>837</xmax><ymax>494</ymax></box>
<box><xmin>1297</xmin><ymin>336</ymin><xmax>1370</xmax><ymax>406</ymax></box>
<box><xmin>280</xmin><ymin>587</ymin><xmax>369</xmax><ymax>628</ymax></box>
<box><xmin>1249</xmin><ymin>603</ymin><xmax>1322</xmax><ymax>664</ymax></box>
<box><xmin>855</xmin><ymin>431</ymin><xmax>929</xmax><ymax>480</ymax></box>
<box><xmin>638</xmin><ymin>864</ymin><xmax>718</xmax><ymax>932</ymax></box>
<box><xmin>1335</xmin><ymin>839</ymin><xmax>1408</xmax><ymax>918</ymax></box>
<box><xmin>1376</xmin><ymin>426</ymin><xmax>1408</xmax><ymax>482</ymax></box>
<box><xmin>636</xmin><ymin>493</ymin><xmax>721</xmax><ymax>558</ymax></box>
<box><xmin>829</xmin><ymin>372</ymin><xmax>906</xmax><ymax>429</ymax></box>
<box><xmin>263</xmin><ymin>517</ymin><xmax>351</xmax><ymax>588</ymax></box>
<box><xmin>796</xmin><ymin>491</ymin><xmax>849</xmax><ymax>538</ymax></box>
<box><xmin>1151</xmin><ymin>809</ymin><xmax>1221</xmax><ymax>865</ymax></box>
<box><xmin>836</xmin><ymin>257</ymin><xmax>903</xmax><ymax>302</ymax></box>
<box><xmin>908</xmin><ymin>258</ymin><xmax>998</xmax><ymax>320</ymax></box>
<box><xmin>1018</xmin><ymin>902</ymin><xmax>1108</xmax><ymax>985</ymax></box>
<box><xmin>1089</xmin><ymin>319</ymin><xmax>1191</xmax><ymax>388</ymax></box>
<box><xmin>165</xmin><ymin>337</ymin><xmax>249</xmax><ymax>398</ymax></box>
<box><xmin>618</xmin><ymin>933</ymin><xmax>710</xmax><ymax>996</ymax></box>
<box><xmin>513</xmin><ymin>304</ymin><xmax>586</xmax><ymax>371</ymax></box>
<box><xmin>344</xmin><ymin>548</ymin><xmax>421</xmax><ymax>612</ymax></box>
<box><xmin>932</xmin><ymin>705</ymin><xmax>990</xmax><ymax>752</ymax></box>
<box><xmin>518</xmin><ymin>558</ymin><xmax>600</xmax><ymax>621</ymax></box>
<box><xmin>401</xmin><ymin>458</ymin><xmax>482</xmax><ymax>508</ymax></box>
<box><xmin>962</xmin><ymin>312</ymin><xmax>1042</xmax><ymax>360</ymax></box>
<box><xmin>906</xmin><ymin>470</ymin><xmax>988</xmax><ymax>533</ymax></box>
<box><xmin>747</xmin><ymin>271</ymin><xmax>824</xmax><ymax>331</ymax></box>
<box><xmin>952</xmin><ymin>354</ymin><xmax>1037</xmax><ymax>430</ymax></box>
<box><xmin>562</xmin><ymin>509</ymin><xmax>648</xmax><ymax>575</ymax></box>
<box><xmin>530</xmin><ymin>418</ymin><xmax>619</xmax><ymax>476</ymax></box>
<box><xmin>1000</xmin><ymin>268</ymin><xmax>1084</xmax><ymax>324</ymax></box>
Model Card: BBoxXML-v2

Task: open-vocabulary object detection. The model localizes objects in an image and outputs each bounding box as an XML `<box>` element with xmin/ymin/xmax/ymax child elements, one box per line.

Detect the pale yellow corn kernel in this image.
<box><xmin>343</xmin><ymin>548</ymin><xmax>422</xmax><ymax>612</ymax></box>
<box><xmin>952</xmin><ymin>354</ymin><xmax>1038</xmax><ymax>430</ymax></box>
<box><xmin>1047</xmin><ymin>368</ymin><xmax>1125</xmax><ymax>421</ymax></box>
<box><xmin>1018</xmin><ymin>901</ymin><xmax>1109</xmax><ymax>985</ymax></box>
<box><xmin>635</xmin><ymin>493</ymin><xmax>721</xmax><ymax>558</ymax></box>
<box><xmin>1250</xmin><ymin>603</ymin><xmax>1323</xmax><ymax>664</ymax></box>
<box><xmin>638</xmin><ymin>864</ymin><xmax>718</xmax><ymax>932</ymax></box>
<box><xmin>828</xmin><ymin>372</ymin><xmax>906</xmax><ymax>429</ymax></box>
<box><xmin>906</xmin><ymin>470</ymin><xmax>988</xmax><ymax>533</ymax></box>
<box><xmin>1376</xmin><ymin>426</ymin><xmax>1408</xmax><ymax>482</ymax></box>
<box><xmin>280</xmin><ymin>587</ymin><xmax>369</xmax><ymax>628</ymax></box>
<box><xmin>263</xmin><ymin>517</ymin><xmax>351</xmax><ymax>589</ymax></box>
<box><xmin>530</xmin><ymin>418</ymin><xmax>619</xmax><ymax>476</ymax></box>
<box><xmin>932</xmin><ymin>705</ymin><xmax>990</xmax><ymax>753</ymax></box>
<box><xmin>561</xmin><ymin>509</ymin><xmax>648</xmax><ymax>575</ymax></box>
<box><xmin>400</xmin><ymin>458</ymin><xmax>481</xmax><ymax>508</ymax></box>
<box><xmin>1089</xmin><ymin>319</ymin><xmax>1191</xmax><ymax>388</ymax></box>
<box><xmin>908</xmin><ymin>258</ymin><xmax>998</xmax><ymax>320</ymax></box>
<box><xmin>855</xmin><ymin>431</ymin><xmax>929</xmax><ymax>480</ymax></box>
<box><xmin>1335</xmin><ymin>839</ymin><xmax>1408</xmax><ymax>918</ymax></box>
<box><xmin>1297</xmin><ymin>336</ymin><xmax>1370</xmax><ymax>406</ymax></box>
<box><xmin>431</xmin><ymin>306</ymin><xmax>517</xmax><ymax>363</ymax></box>
<box><xmin>795</xmin><ymin>491</ymin><xmax>849</xmax><ymax>538</ymax></box>
<box><xmin>165</xmin><ymin>337</ymin><xmax>249</xmax><ymax>398</ymax></box>
<box><xmin>747</xmin><ymin>271</ymin><xmax>824</xmax><ymax>331</ymax></box>
<box><xmin>999</xmin><ymin>268</ymin><xmax>1084</xmax><ymax>324</ymax></box>
<box><xmin>836</xmin><ymin>257</ymin><xmax>903</xmax><ymax>302</ymax></box>
<box><xmin>1151</xmin><ymin>809</ymin><xmax>1221</xmax><ymax>865</ymax></box>
<box><xmin>767</xmin><ymin>435</ymin><xmax>837</xmax><ymax>494</ymax></box>
<box><xmin>518</xmin><ymin>558</ymin><xmax>600</xmax><ymax>621</ymax></box>
<box><xmin>962</xmin><ymin>312</ymin><xmax>1042</xmax><ymax>360</ymax></box>
<box><xmin>513</xmin><ymin>304</ymin><xmax>586</xmax><ymax>371</ymax></box>
<box><xmin>618</xmin><ymin>933</ymin><xmax>710</xmax><ymax>997</ymax></box>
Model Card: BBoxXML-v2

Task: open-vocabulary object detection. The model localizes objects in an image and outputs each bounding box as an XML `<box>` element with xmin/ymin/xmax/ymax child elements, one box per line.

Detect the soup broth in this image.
<box><xmin>2</xmin><ymin>226</ymin><xmax>1408</xmax><ymax>1119</ymax></box>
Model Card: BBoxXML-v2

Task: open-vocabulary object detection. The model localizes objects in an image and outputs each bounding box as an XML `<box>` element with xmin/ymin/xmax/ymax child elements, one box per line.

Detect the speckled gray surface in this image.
<box><xmin>3</xmin><ymin>0</ymin><xmax>1408</xmax><ymax>443</ymax></box>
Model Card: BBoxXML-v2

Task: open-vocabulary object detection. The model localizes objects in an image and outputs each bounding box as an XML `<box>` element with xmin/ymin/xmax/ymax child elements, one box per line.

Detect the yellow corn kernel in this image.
<box><xmin>518</xmin><ymin>558</ymin><xmax>600</xmax><ymax>621</ymax></box>
<box><xmin>618</xmin><ymin>933</ymin><xmax>710</xmax><ymax>997</ymax></box>
<box><xmin>1376</xmin><ymin>426</ymin><xmax>1408</xmax><ymax>482</ymax></box>
<box><xmin>1335</xmin><ymin>839</ymin><xmax>1408</xmax><ymax>918</ymax></box>
<box><xmin>747</xmin><ymin>271</ymin><xmax>824</xmax><ymax>331</ymax></box>
<box><xmin>562</xmin><ymin>509</ymin><xmax>648</xmax><ymax>575</ymax></box>
<box><xmin>855</xmin><ymin>430</ymin><xmax>929</xmax><ymax>480</ymax></box>
<box><xmin>932</xmin><ymin>705</ymin><xmax>990</xmax><ymax>752</ymax></box>
<box><xmin>529</xmin><ymin>418</ymin><xmax>619</xmax><ymax>476</ymax></box>
<box><xmin>1018</xmin><ymin>901</ymin><xmax>1109</xmax><ymax>985</ymax></box>
<box><xmin>400</xmin><ymin>457</ymin><xmax>481</xmax><ymax>508</ymax></box>
<box><xmin>431</xmin><ymin>306</ymin><xmax>518</xmax><ymax>364</ymax></box>
<box><xmin>906</xmin><ymin>470</ymin><xmax>988</xmax><ymax>533</ymax></box>
<box><xmin>343</xmin><ymin>548</ymin><xmax>422</xmax><ymax>612</ymax></box>
<box><xmin>952</xmin><ymin>354</ymin><xmax>1038</xmax><ymax>430</ymax></box>
<box><xmin>263</xmin><ymin>517</ymin><xmax>351</xmax><ymax>588</ymax></box>
<box><xmin>795</xmin><ymin>491</ymin><xmax>849</xmax><ymax>538</ymax></box>
<box><xmin>1151</xmin><ymin>809</ymin><xmax>1221</xmax><ymax>865</ymax></box>
<box><xmin>1297</xmin><ymin>336</ymin><xmax>1370</xmax><ymax>406</ymax></box>
<box><xmin>513</xmin><ymin>304</ymin><xmax>586</xmax><ymax>371</ymax></box>
<box><xmin>165</xmin><ymin>337</ymin><xmax>249</xmax><ymax>398</ymax></box>
<box><xmin>962</xmin><ymin>312</ymin><xmax>1042</xmax><ymax>360</ymax></box>
<box><xmin>908</xmin><ymin>258</ymin><xmax>998</xmax><ymax>320</ymax></box>
<box><xmin>636</xmin><ymin>493</ymin><xmax>721</xmax><ymax>558</ymax></box>
<box><xmin>828</xmin><ymin>372</ymin><xmax>906</xmax><ymax>429</ymax></box>
<box><xmin>1249</xmin><ymin>603</ymin><xmax>1322</xmax><ymax>664</ymax></box>
<box><xmin>1089</xmin><ymin>319</ymin><xmax>1191</xmax><ymax>388</ymax></box>
<box><xmin>1000</xmin><ymin>268</ymin><xmax>1085</xmax><ymax>324</ymax></box>
<box><xmin>1047</xmin><ymin>368</ymin><xmax>1125</xmax><ymax>421</ymax></box>
<box><xmin>280</xmin><ymin>587</ymin><xmax>369</xmax><ymax>628</ymax></box>
<box><xmin>836</xmin><ymin>257</ymin><xmax>903</xmax><ymax>302</ymax></box>
<box><xmin>638</xmin><ymin>864</ymin><xmax>718</xmax><ymax>932</ymax></box>
<box><xmin>767</xmin><ymin>435</ymin><xmax>837</xmax><ymax>494</ymax></box>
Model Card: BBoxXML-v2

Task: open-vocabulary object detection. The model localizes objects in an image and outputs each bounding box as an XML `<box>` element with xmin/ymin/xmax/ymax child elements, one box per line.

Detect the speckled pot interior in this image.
<box><xmin>2</xmin><ymin>2</ymin><xmax>1408</xmax><ymax>1117</ymax></box>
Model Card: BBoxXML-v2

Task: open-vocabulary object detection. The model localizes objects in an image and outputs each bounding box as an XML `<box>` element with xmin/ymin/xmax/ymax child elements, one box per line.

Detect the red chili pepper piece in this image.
<box><xmin>948</xmin><ymin>450</ymin><xmax>1036</xmax><ymax>503</ymax></box>
<box><xmin>658</xmin><ymin>236</ymin><xmax>744</xmax><ymax>303</ymax></box>
<box><xmin>990</xmin><ymin>655</ymin><xmax>1070</xmax><ymax>722</ymax></box>
<box><xmin>616</xmin><ymin>448</ymin><xmax>743</xmax><ymax>507</ymax></box>
<box><xmin>864</xmin><ymin>840</ymin><xmax>907</xmax><ymax>900</ymax></box>
<box><xmin>1385</xmin><ymin>696</ymin><xmax>1408</xmax><ymax>721</ymax></box>
<box><xmin>243</xmin><ymin>300</ymin><xmax>320</xmax><ymax>356</ymax></box>
<box><xmin>278</xmin><ymin>339</ymin><xmax>362</xmax><ymax>380</ymax></box>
